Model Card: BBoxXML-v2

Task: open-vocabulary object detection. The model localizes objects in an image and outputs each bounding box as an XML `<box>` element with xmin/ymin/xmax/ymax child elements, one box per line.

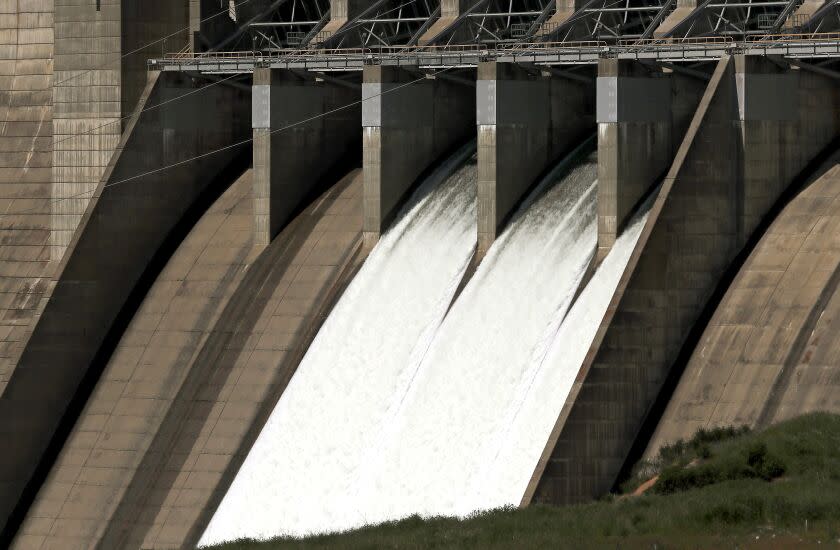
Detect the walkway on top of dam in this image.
<box><xmin>152</xmin><ymin>34</ymin><xmax>840</xmax><ymax>72</ymax></box>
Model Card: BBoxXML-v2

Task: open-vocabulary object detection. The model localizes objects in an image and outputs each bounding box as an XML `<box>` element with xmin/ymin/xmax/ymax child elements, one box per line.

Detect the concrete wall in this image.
<box><xmin>597</xmin><ymin>59</ymin><xmax>705</xmax><ymax>261</ymax></box>
<box><xmin>525</xmin><ymin>54</ymin><xmax>840</xmax><ymax>506</ymax></box>
<box><xmin>477</xmin><ymin>61</ymin><xmax>594</xmax><ymax>257</ymax></box>
<box><xmin>12</xmin><ymin>169</ymin><xmax>366</xmax><ymax>549</ymax></box>
<box><xmin>0</xmin><ymin>1</ymin><xmax>54</xmax><ymax>395</ymax></box>
<box><xmin>253</xmin><ymin>67</ymin><xmax>361</xmax><ymax>246</ymax></box>
<box><xmin>51</xmin><ymin>0</ymin><xmax>122</xmax><ymax>260</ymax></box>
<box><xmin>363</xmin><ymin>65</ymin><xmax>475</xmax><ymax>247</ymax></box>
<box><xmin>52</xmin><ymin>0</ymin><xmax>190</xmax><ymax>261</ymax></box>
<box><xmin>0</xmin><ymin>70</ymin><xmax>250</xmax><ymax>538</ymax></box>
<box><xmin>646</xmin><ymin>148</ymin><xmax>840</xmax><ymax>455</ymax></box>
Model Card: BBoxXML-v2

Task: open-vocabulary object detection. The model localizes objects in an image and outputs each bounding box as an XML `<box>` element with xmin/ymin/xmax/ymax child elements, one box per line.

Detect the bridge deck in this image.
<box><xmin>151</xmin><ymin>34</ymin><xmax>840</xmax><ymax>72</ymax></box>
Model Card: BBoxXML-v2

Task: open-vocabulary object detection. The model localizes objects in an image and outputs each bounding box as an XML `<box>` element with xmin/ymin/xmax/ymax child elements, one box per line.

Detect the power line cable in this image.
<box><xmin>44</xmin><ymin>0</ymin><xmax>422</xmax><ymax>154</ymax></box>
<box><xmin>44</xmin><ymin>73</ymin><xmax>243</xmax><ymax>153</ymax></box>
<box><xmin>8</xmin><ymin>67</ymin><xmax>450</xmax><ymax>220</ymax></box>
<box><xmin>52</xmin><ymin>0</ymin><xmax>256</xmax><ymax>88</ymax></box>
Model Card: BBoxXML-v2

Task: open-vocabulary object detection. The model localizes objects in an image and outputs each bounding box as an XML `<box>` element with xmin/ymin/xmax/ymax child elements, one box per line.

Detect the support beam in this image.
<box><xmin>654</xmin><ymin>0</ymin><xmax>713</xmax><ymax>37</ymax></box>
<box><xmin>540</xmin><ymin>0</ymin><xmax>588</xmax><ymax>34</ymax></box>
<box><xmin>319</xmin><ymin>0</ymin><xmax>385</xmax><ymax>44</ymax></box>
<box><xmin>252</xmin><ymin>68</ymin><xmax>361</xmax><ymax>246</ymax></box>
<box><xmin>418</xmin><ymin>0</ymin><xmax>472</xmax><ymax>45</ymax></box>
<box><xmin>362</xmin><ymin>66</ymin><xmax>475</xmax><ymax>248</ymax></box>
<box><xmin>477</xmin><ymin>61</ymin><xmax>595</xmax><ymax>258</ymax></box>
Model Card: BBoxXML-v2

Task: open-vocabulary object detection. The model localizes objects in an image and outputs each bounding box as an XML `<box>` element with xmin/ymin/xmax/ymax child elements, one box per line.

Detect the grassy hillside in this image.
<box><xmin>209</xmin><ymin>413</ymin><xmax>840</xmax><ymax>549</ymax></box>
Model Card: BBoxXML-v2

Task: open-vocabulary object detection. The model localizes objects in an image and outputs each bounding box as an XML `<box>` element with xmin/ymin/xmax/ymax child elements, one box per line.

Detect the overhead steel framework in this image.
<box><xmin>181</xmin><ymin>0</ymin><xmax>840</xmax><ymax>61</ymax></box>
<box><xmin>662</xmin><ymin>0</ymin><xmax>811</xmax><ymax>37</ymax></box>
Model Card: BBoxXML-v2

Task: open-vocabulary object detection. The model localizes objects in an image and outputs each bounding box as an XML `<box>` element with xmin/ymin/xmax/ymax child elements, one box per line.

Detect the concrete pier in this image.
<box><xmin>252</xmin><ymin>68</ymin><xmax>361</xmax><ymax>246</ymax></box>
<box><xmin>477</xmin><ymin>61</ymin><xmax>594</xmax><ymax>257</ymax></box>
<box><xmin>362</xmin><ymin>65</ymin><xmax>475</xmax><ymax>247</ymax></box>
<box><xmin>596</xmin><ymin>59</ymin><xmax>704</xmax><ymax>260</ymax></box>
<box><xmin>526</xmin><ymin>53</ymin><xmax>840</xmax><ymax>506</ymax></box>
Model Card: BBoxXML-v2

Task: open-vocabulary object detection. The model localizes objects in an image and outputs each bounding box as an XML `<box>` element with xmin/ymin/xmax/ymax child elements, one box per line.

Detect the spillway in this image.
<box><xmin>352</xmin><ymin>165</ymin><xmax>657</xmax><ymax>523</ymax></box>
<box><xmin>200</xmin><ymin>144</ymin><xmax>658</xmax><ymax>545</ymax></box>
<box><xmin>495</xmin><ymin>189</ymin><xmax>655</xmax><ymax>502</ymax></box>
<box><xmin>351</xmin><ymin>149</ymin><xmax>599</xmax><ymax>521</ymax></box>
<box><xmin>200</xmin><ymin>143</ymin><xmax>478</xmax><ymax>544</ymax></box>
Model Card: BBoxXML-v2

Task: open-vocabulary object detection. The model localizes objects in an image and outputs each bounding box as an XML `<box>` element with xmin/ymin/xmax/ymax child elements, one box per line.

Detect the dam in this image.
<box><xmin>1</xmin><ymin>0</ymin><xmax>840</xmax><ymax>548</ymax></box>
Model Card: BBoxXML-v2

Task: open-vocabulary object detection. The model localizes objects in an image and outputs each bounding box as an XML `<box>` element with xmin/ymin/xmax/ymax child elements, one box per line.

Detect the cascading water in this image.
<box><xmin>481</xmin><ymin>188</ymin><xmax>656</xmax><ymax>503</ymax></box>
<box><xmin>350</xmin><ymin>147</ymin><xmax>600</xmax><ymax>522</ymax></box>
<box><xmin>200</xmin><ymin>143</ymin><xmax>478</xmax><ymax>544</ymax></box>
<box><xmin>200</xmin><ymin>138</ymin><xmax>660</xmax><ymax>544</ymax></box>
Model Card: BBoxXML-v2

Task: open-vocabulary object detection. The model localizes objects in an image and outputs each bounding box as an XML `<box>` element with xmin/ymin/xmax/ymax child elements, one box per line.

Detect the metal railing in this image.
<box><xmin>151</xmin><ymin>34</ymin><xmax>840</xmax><ymax>70</ymax></box>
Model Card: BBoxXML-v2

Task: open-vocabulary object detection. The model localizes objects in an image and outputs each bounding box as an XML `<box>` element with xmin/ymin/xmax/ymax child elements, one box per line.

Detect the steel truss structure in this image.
<box><xmin>193</xmin><ymin>0</ymin><xmax>840</xmax><ymax>54</ymax></box>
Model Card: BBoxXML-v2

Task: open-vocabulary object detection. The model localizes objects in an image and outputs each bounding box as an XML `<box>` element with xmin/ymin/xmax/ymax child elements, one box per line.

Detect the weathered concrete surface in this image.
<box><xmin>52</xmin><ymin>0</ymin><xmax>190</xmax><ymax>260</ymax></box>
<box><xmin>646</xmin><ymin>151</ymin><xmax>840</xmax><ymax>455</ymax></box>
<box><xmin>0</xmin><ymin>1</ymin><xmax>54</xmax><ymax>395</ymax></box>
<box><xmin>477</xmin><ymin>61</ymin><xmax>594</xmax><ymax>257</ymax></box>
<box><xmin>0</xmin><ymin>70</ymin><xmax>250</xmax><ymax>539</ymax></box>
<box><xmin>12</xmin><ymin>169</ymin><xmax>365</xmax><ymax>549</ymax></box>
<box><xmin>363</xmin><ymin>65</ymin><xmax>474</xmax><ymax>247</ymax></box>
<box><xmin>597</xmin><ymin>59</ymin><xmax>705</xmax><ymax>261</ymax></box>
<box><xmin>51</xmin><ymin>0</ymin><xmax>121</xmax><ymax>260</ymax></box>
<box><xmin>524</xmin><ymin>54</ymin><xmax>840</xmax><ymax>506</ymax></box>
<box><xmin>253</xmin><ymin>68</ymin><xmax>360</xmax><ymax>246</ymax></box>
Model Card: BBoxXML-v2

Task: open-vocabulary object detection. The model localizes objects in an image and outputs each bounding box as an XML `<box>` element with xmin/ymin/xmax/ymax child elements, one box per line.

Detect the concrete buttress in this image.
<box><xmin>525</xmin><ymin>53</ymin><xmax>840</xmax><ymax>506</ymax></box>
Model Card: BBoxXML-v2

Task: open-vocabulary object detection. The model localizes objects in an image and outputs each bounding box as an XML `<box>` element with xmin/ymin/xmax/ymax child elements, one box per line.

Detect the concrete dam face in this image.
<box><xmin>2</xmin><ymin>1</ymin><xmax>840</xmax><ymax>548</ymax></box>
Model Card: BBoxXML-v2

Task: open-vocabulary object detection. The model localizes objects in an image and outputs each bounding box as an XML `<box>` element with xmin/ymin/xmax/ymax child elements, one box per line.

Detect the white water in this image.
<box><xmin>349</xmin><ymin>151</ymin><xmax>600</xmax><ymax>522</ymax></box>
<box><xmin>200</xmin><ymin>144</ymin><xmax>478</xmax><ymax>545</ymax></box>
<box><xmin>201</xmin><ymin>142</ymin><xmax>660</xmax><ymax>544</ymax></box>
<box><xmin>485</xmin><ymin>189</ymin><xmax>655</xmax><ymax>501</ymax></box>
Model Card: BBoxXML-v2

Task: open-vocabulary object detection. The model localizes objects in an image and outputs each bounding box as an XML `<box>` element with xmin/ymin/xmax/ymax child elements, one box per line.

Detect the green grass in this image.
<box><xmin>209</xmin><ymin>413</ymin><xmax>840</xmax><ymax>549</ymax></box>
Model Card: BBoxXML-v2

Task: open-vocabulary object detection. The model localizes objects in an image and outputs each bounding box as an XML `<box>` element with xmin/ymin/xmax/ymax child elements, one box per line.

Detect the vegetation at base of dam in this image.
<box><xmin>211</xmin><ymin>413</ymin><xmax>840</xmax><ymax>549</ymax></box>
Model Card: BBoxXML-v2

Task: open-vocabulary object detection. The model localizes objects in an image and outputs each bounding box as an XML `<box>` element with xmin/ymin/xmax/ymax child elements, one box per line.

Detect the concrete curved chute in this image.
<box><xmin>0</xmin><ymin>70</ymin><xmax>251</xmax><ymax>543</ymax></box>
<box><xmin>647</xmin><ymin>150</ymin><xmax>840</xmax><ymax>455</ymax></box>
<box><xmin>11</xmin><ymin>168</ymin><xmax>365</xmax><ymax>549</ymax></box>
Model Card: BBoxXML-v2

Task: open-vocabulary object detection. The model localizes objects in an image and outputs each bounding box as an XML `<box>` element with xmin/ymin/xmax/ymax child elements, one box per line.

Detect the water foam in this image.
<box><xmin>486</xmin><ymin>189</ymin><xmax>656</xmax><ymax>502</ymax></box>
<box><xmin>350</xmin><ymin>150</ymin><xmax>600</xmax><ymax>521</ymax></box>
